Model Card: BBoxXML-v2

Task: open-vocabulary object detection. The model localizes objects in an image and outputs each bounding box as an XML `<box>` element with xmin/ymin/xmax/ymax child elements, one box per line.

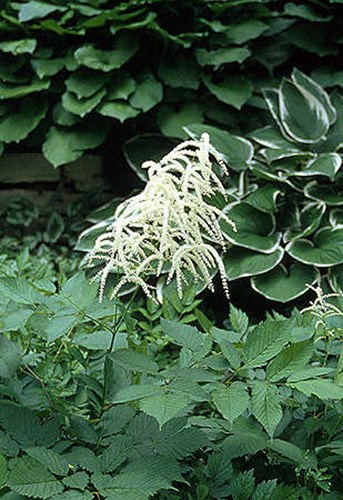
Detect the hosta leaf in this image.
<box><xmin>0</xmin><ymin>96</ymin><xmax>49</xmax><ymax>143</ymax></box>
<box><xmin>249</xmin><ymin>125</ymin><xmax>298</xmax><ymax>150</ymax></box>
<box><xmin>129</xmin><ymin>77</ymin><xmax>163</xmax><ymax>112</ymax></box>
<box><xmin>7</xmin><ymin>456</ymin><xmax>63</xmax><ymax>499</ymax></box>
<box><xmin>98</xmin><ymin>101</ymin><xmax>140</xmax><ymax>122</ymax></box>
<box><xmin>288</xmin><ymin>379</ymin><xmax>343</xmax><ymax>399</ymax></box>
<box><xmin>290</xmin><ymin>153</ymin><xmax>341</xmax><ymax>180</ymax></box>
<box><xmin>18</xmin><ymin>1</ymin><xmax>67</xmax><ymax>22</ymax></box>
<box><xmin>252</xmin><ymin>381</ymin><xmax>282</xmax><ymax>437</ymax></box>
<box><xmin>221</xmin><ymin>203</ymin><xmax>281</xmax><ymax>253</ymax></box>
<box><xmin>62</xmin><ymin>88</ymin><xmax>106</xmax><ymax>117</ymax></box>
<box><xmin>279</xmin><ymin>77</ymin><xmax>329</xmax><ymax>143</ymax></box>
<box><xmin>140</xmin><ymin>390</ymin><xmax>190</xmax><ymax>426</ymax></box>
<box><xmin>244</xmin><ymin>319</ymin><xmax>290</xmax><ymax>368</ymax></box>
<box><xmin>204</xmin><ymin>75</ymin><xmax>253</xmax><ymax>110</ymax></box>
<box><xmin>224</xmin><ymin>247</ymin><xmax>284</xmax><ymax>280</ymax></box>
<box><xmin>0</xmin><ymin>39</ymin><xmax>37</xmax><ymax>55</ymax></box>
<box><xmin>75</xmin><ymin>35</ymin><xmax>138</xmax><ymax>72</ymax></box>
<box><xmin>157</xmin><ymin>103</ymin><xmax>204</xmax><ymax>139</ymax></box>
<box><xmin>284</xmin><ymin>202</ymin><xmax>326</xmax><ymax>242</ymax></box>
<box><xmin>185</xmin><ymin>124</ymin><xmax>253</xmax><ymax>171</ymax></box>
<box><xmin>110</xmin><ymin>349</ymin><xmax>158</xmax><ymax>374</ymax></box>
<box><xmin>284</xmin><ymin>3</ymin><xmax>333</xmax><ymax>22</ymax></box>
<box><xmin>305</xmin><ymin>180</ymin><xmax>343</xmax><ymax>206</ymax></box>
<box><xmin>212</xmin><ymin>382</ymin><xmax>249</xmax><ymax>424</ymax></box>
<box><xmin>43</xmin><ymin>123</ymin><xmax>109</xmax><ymax>167</ymax></box>
<box><xmin>0</xmin><ymin>336</ymin><xmax>22</xmax><ymax>379</ymax></box>
<box><xmin>158</xmin><ymin>56</ymin><xmax>200</xmax><ymax>90</ymax></box>
<box><xmin>286</xmin><ymin>227</ymin><xmax>343</xmax><ymax>266</ymax></box>
<box><xmin>266</xmin><ymin>341</ymin><xmax>313</xmax><ymax>382</ymax></box>
<box><xmin>66</xmin><ymin>70</ymin><xmax>110</xmax><ymax>99</ymax></box>
<box><xmin>245</xmin><ymin>185</ymin><xmax>282</xmax><ymax>213</ymax></box>
<box><xmin>252</xmin><ymin>263</ymin><xmax>317</xmax><ymax>302</ymax></box>
<box><xmin>196</xmin><ymin>47</ymin><xmax>250</xmax><ymax>66</ymax></box>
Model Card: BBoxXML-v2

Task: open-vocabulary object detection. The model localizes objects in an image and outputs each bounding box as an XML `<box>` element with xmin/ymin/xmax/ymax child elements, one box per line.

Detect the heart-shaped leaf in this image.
<box><xmin>305</xmin><ymin>180</ymin><xmax>343</xmax><ymax>206</ymax></box>
<box><xmin>284</xmin><ymin>202</ymin><xmax>326</xmax><ymax>242</ymax></box>
<box><xmin>286</xmin><ymin>227</ymin><xmax>343</xmax><ymax>266</ymax></box>
<box><xmin>224</xmin><ymin>247</ymin><xmax>284</xmax><ymax>280</ymax></box>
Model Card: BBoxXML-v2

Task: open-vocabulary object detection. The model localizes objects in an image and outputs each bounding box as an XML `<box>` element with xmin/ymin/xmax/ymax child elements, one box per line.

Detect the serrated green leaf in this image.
<box><xmin>0</xmin><ymin>277</ymin><xmax>42</xmax><ymax>305</ymax></box>
<box><xmin>251</xmin><ymin>479</ymin><xmax>277</xmax><ymax>500</ymax></box>
<box><xmin>231</xmin><ymin>470</ymin><xmax>255</xmax><ymax>500</ymax></box>
<box><xmin>114</xmin><ymin>384</ymin><xmax>162</xmax><ymax>403</ymax></box>
<box><xmin>26</xmin><ymin>447</ymin><xmax>69</xmax><ymax>476</ymax></box>
<box><xmin>252</xmin><ymin>381</ymin><xmax>282</xmax><ymax>437</ymax></box>
<box><xmin>230</xmin><ymin>305</ymin><xmax>249</xmax><ymax>334</ymax></box>
<box><xmin>7</xmin><ymin>456</ymin><xmax>64</xmax><ymax>499</ymax></box>
<box><xmin>244</xmin><ymin>319</ymin><xmax>290</xmax><ymax>369</ymax></box>
<box><xmin>62</xmin><ymin>471</ymin><xmax>89</xmax><ymax>490</ymax></box>
<box><xmin>160</xmin><ymin>319</ymin><xmax>210</xmax><ymax>352</ymax></box>
<box><xmin>0</xmin><ymin>454</ymin><xmax>7</xmax><ymax>489</ymax></box>
<box><xmin>110</xmin><ymin>349</ymin><xmax>158</xmax><ymax>374</ymax></box>
<box><xmin>212</xmin><ymin>382</ymin><xmax>250</xmax><ymax>424</ymax></box>
<box><xmin>289</xmin><ymin>379</ymin><xmax>343</xmax><ymax>399</ymax></box>
<box><xmin>99</xmin><ymin>436</ymin><xmax>134</xmax><ymax>473</ymax></box>
<box><xmin>140</xmin><ymin>390</ymin><xmax>190</xmax><ymax>426</ymax></box>
<box><xmin>266</xmin><ymin>341</ymin><xmax>313</xmax><ymax>382</ymax></box>
<box><xmin>0</xmin><ymin>336</ymin><xmax>22</xmax><ymax>379</ymax></box>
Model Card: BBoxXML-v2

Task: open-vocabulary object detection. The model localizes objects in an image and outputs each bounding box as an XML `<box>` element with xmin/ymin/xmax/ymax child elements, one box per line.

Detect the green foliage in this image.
<box><xmin>0</xmin><ymin>1</ymin><xmax>343</xmax><ymax>166</ymax></box>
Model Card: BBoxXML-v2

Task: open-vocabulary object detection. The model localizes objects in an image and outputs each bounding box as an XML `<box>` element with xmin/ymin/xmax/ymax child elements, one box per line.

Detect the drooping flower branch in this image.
<box><xmin>84</xmin><ymin>133</ymin><xmax>236</xmax><ymax>301</ymax></box>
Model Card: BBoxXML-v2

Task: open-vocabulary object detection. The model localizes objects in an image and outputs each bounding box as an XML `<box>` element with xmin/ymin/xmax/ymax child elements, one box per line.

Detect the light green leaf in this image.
<box><xmin>289</xmin><ymin>379</ymin><xmax>343</xmax><ymax>399</ymax></box>
<box><xmin>43</xmin><ymin>123</ymin><xmax>109</xmax><ymax>167</ymax></box>
<box><xmin>99</xmin><ymin>436</ymin><xmax>134</xmax><ymax>474</ymax></box>
<box><xmin>230</xmin><ymin>304</ymin><xmax>249</xmax><ymax>334</ymax></box>
<box><xmin>7</xmin><ymin>456</ymin><xmax>64</xmax><ymax>499</ymax></box>
<box><xmin>251</xmin><ymin>263</ymin><xmax>317</xmax><ymax>302</ymax></box>
<box><xmin>157</xmin><ymin>103</ymin><xmax>204</xmax><ymax>139</ymax></box>
<box><xmin>185</xmin><ymin>124</ymin><xmax>253</xmax><ymax>171</ymax></box>
<box><xmin>110</xmin><ymin>349</ymin><xmax>158</xmax><ymax>374</ymax></box>
<box><xmin>18</xmin><ymin>1</ymin><xmax>67</xmax><ymax>22</ymax></box>
<box><xmin>75</xmin><ymin>35</ymin><xmax>138</xmax><ymax>72</ymax></box>
<box><xmin>224</xmin><ymin>247</ymin><xmax>284</xmax><ymax>281</ymax></box>
<box><xmin>114</xmin><ymin>385</ymin><xmax>162</xmax><ymax>404</ymax></box>
<box><xmin>0</xmin><ymin>96</ymin><xmax>49</xmax><ymax>143</ymax></box>
<box><xmin>244</xmin><ymin>319</ymin><xmax>290</xmax><ymax>369</ymax></box>
<box><xmin>140</xmin><ymin>390</ymin><xmax>190</xmax><ymax>427</ymax></box>
<box><xmin>158</xmin><ymin>57</ymin><xmax>200</xmax><ymax>90</ymax></box>
<box><xmin>26</xmin><ymin>447</ymin><xmax>69</xmax><ymax>476</ymax></box>
<box><xmin>74</xmin><ymin>330</ymin><xmax>111</xmax><ymax>350</ymax></box>
<box><xmin>279</xmin><ymin>77</ymin><xmax>330</xmax><ymax>143</ymax></box>
<box><xmin>66</xmin><ymin>70</ymin><xmax>110</xmax><ymax>99</ymax></box>
<box><xmin>61</xmin><ymin>271</ymin><xmax>98</xmax><ymax>310</ymax></box>
<box><xmin>286</xmin><ymin>227</ymin><xmax>343</xmax><ymax>266</ymax></box>
<box><xmin>251</xmin><ymin>480</ymin><xmax>277</xmax><ymax>500</ymax></box>
<box><xmin>62</xmin><ymin>472</ymin><xmax>89</xmax><ymax>490</ymax></box>
<box><xmin>0</xmin><ymin>39</ymin><xmax>37</xmax><ymax>55</ymax></box>
<box><xmin>0</xmin><ymin>336</ymin><xmax>22</xmax><ymax>379</ymax></box>
<box><xmin>212</xmin><ymin>382</ymin><xmax>249</xmax><ymax>424</ymax></box>
<box><xmin>204</xmin><ymin>75</ymin><xmax>253</xmax><ymax>109</ymax></box>
<box><xmin>0</xmin><ymin>277</ymin><xmax>42</xmax><ymax>304</ymax></box>
<box><xmin>266</xmin><ymin>341</ymin><xmax>313</xmax><ymax>382</ymax></box>
<box><xmin>129</xmin><ymin>77</ymin><xmax>163</xmax><ymax>112</ymax></box>
<box><xmin>0</xmin><ymin>79</ymin><xmax>50</xmax><ymax>100</ymax></box>
<box><xmin>221</xmin><ymin>203</ymin><xmax>281</xmax><ymax>253</ymax></box>
<box><xmin>161</xmin><ymin>319</ymin><xmax>208</xmax><ymax>351</ymax></box>
<box><xmin>62</xmin><ymin>88</ymin><xmax>106</xmax><ymax>117</ymax></box>
<box><xmin>98</xmin><ymin>101</ymin><xmax>140</xmax><ymax>122</ymax></box>
<box><xmin>196</xmin><ymin>47</ymin><xmax>251</xmax><ymax>66</ymax></box>
<box><xmin>252</xmin><ymin>381</ymin><xmax>282</xmax><ymax>437</ymax></box>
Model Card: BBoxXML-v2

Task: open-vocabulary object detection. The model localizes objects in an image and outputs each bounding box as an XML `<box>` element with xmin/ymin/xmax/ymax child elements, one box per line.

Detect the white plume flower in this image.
<box><xmin>85</xmin><ymin>133</ymin><xmax>236</xmax><ymax>301</ymax></box>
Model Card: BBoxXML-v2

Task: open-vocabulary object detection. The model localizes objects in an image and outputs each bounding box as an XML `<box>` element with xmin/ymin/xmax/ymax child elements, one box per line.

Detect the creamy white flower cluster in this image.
<box><xmin>86</xmin><ymin>133</ymin><xmax>236</xmax><ymax>301</ymax></box>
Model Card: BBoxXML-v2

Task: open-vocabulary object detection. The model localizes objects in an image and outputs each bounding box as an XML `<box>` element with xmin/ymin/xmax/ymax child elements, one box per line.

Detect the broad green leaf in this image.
<box><xmin>75</xmin><ymin>35</ymin><xmax>138</xmax><ymax>72</ymax></box>
<box><xmin>196</xmin><ymin>47</ymin><xmax>251</xmax><ymax>66</ymax></box>
<box><xmin>222</xmin><ymin>420</ymin><xmax>267</xmax><ymax>459</ymax></box>
<box><xmin>100</xmin><ymin>406</ymin><xmax>135</xmax><ymax>438</ymax></box>
<box><xmin>62</xmin><ymin>88</ymin><xmax>106</xmax><ymax>117</ymax></box>
<box><xmin>305</xmin><ymin>180</ymin><xmax>343</xmax><ymax>206</ymax></box>
<box><xmin>0</xmin><ymin>277</ymin><xmax>42</xmax><ymax>304</ymax></box>
<box><xmin>204</xmin><ymin>75</ymin><xmax>253</xmax><ymax>110</ymax></box>
<box><xmin>224</xmin><ymin>247</ymin><xmax>284</xmax><ymax>280</ymax></box>
<box><xmin>221</xmin><ymin>203</ymin><xmax>281</xmax><ymax>253</ymax></box>
<box><xmin>312</xmin><ymin>67</ymin><xmax>343</xmax><ymax>88</ymax></box>
<box><xmin>212</xmin><ymin>382</ymin><xmax>249</xmax><ymax>424</ymax></box>
<box><xmin>245</xmin><ymin>185</ymin><xmax>282</xmax><ymax>213</ymax></box>
<box><xmin>290</xmin><ymin>24</ymin><xmax>337</xmax><ymax>57</ymax></box>
<box><xmin>66</xmin><ymin>70</ymin><xmax>110</xmax><ymax>98</ymax></box>
<box><xmin>288</xmin><ymin>367</ymin><xmax>335</xmax><ymax>382</ymax></box>
<box><xmin>110</xmin><ymin>349</ymin><xmax>158</xmax><ymax>374</ymax></box>
<box><xmin>31</xmin><ymin>57</ymin><xmax>65</xmax><ymax>78</ymax></box>
<box><xmin>0</xmin><ymin>336</ymin><xmax>22</xmax><ymax>378</ymax></box>
<box><xmin>250</xmin><ymin>125</ymin><xmax>298</xmax><ymax>150</ymax></box>
<box><xmin>123</xmin><ymin>134</ymin><xmax>175</xmax><ymax>182</ymax></box>
<box><xmin>0</xmin><ymin>39</ymin><xmax>37</xmax><ymax>55</ymax></box>
<box><xmin>288</xmin><ymin>379</ymin><xmax>343</xmax><ymax>399</ymax></box>
<box><xmin>98</xmin><ymin>101</ymin><xmax>140</xmax><ymax>122</ymax></box>
<box><xmin>99</xmin><ymin>436</ymin><xmax>134</xmax><ymax>473</ymax></box>
<box><xmin>284</xmin><ymin>3</ymin><xmax>333</xmax><ymax>22</ymax></box>
<box><xmin>114</xmin><ymin>385</ymin><xmax>162</xmax><ymax>403</ymax></box>
<box><xmin>62</xmin><ymin>472</ymin><xmax>89</xmax><ymax>491</ymax></box>
<box><xmin>161</xmin><ymin>319</ymin><xmax>208</xmax><ymax>351</ymax></box>
<box><xmin>266</xmin><ymin>341</ymin><xmax>313</xmax><ymax>382</ymax></box>
<box><xmin>106</xmin><ymin>73</ymin><xmax>136</xmax><ymax>100</ymax></box>
<box><xmin>46</xmin><ymin>315</ymin><xmax>78</xmax><ymax>342</ymax></box>
<box><xmin>73</xmin><ymin>330</ymin><xmax>111</xmax><ymax>350</ymax></box>
<box><xmin>244</xmin><ymin>319</ymin><xmax>290</xmax><ymax>369</ymax></box>
<box><xmin>26</xmin><ymin>447</ymin><xmax>69</xmax><ymax>476</ymax></box>
<box><xmin>185</xmin><ymin>124</ymin><xmax>253</xmax><ymax>171</ymax></box>
<box><xmin>157</xmin><ymin>103</ymin><xmax>204</xmax><ymax>139</ymax></box>
<box><xmin>0</xmin><ymin>96</ymin><xmax>48</xmax><ymax>143</ymax></box>
<box><xmin>251</xmin><ymin>263</ymin><xmax>317</xmax><ymax>302</ymax></box>
<box><xmin>268</xmin><ymin>439</ymin><xmax>317</xmax><ymax>468</ymax></box>
<box><xmin>43</xmin><ymin>123</ymin><xmax>109</xmax><ymax>167</ymax></box>
<box><xmin>289</xmin><ymin>153</ymin><xmax>342</xmax><ymax>180</ymax></box>
<box><xmin>0</xmin><ymin>304</ymin><xmax>33</xmax><ymax>333</ymax></box>
<box><xmin>18</xmin><ymin>1</ymin><xmax>67</xmax><ymax>22</ymax></box>
<box><xmin>7</xmin><ymin>456</ymin><xmax>64</xmax><ymax>499</ymax></box>
<box><xmin>279</xmin><ymin>78</ymin><xmax>329</xmax><ymax>143</ymax></box>
<box><xmin>52</xmin><ymin>104</ymin><xmax>81</xmax><ymax>127</ymax></box>
<box><xmin>225</xmin><ymin>20</ymin><xmax>268</xmax><ymax>43</ymax></box>
<box><xmin>61</xmin><ymin>271</ymin><xmax>98</xmax><ymax>310</ymax></box>
<box><xmin>286</xmin><ymin>227</ymin><xmax>343</xmax><ymax>266</ymax></box>
<box><xmin>252</xmin><ymin>381</ymin><xmax>282</xmax><ymax>437</ymax></box>
<box><xmin>158</xmin><ymin>56</ymin><xmax>200</xmax><ymax>90</ymax></box>
<box><xmin>0</xmin><ymin>79</ymin><xmax>50</xmax><ymax>99</ymax></box>
<box><xmin>129</xmin><ymin>77</ymin><xmax>163</xmax><ymax>112</ymax></box>
<box><xmin>0</xmin><ymin>454</ymin><xmax>7</xmax><ymax>489</ymax></box>
<box><xmin>140</xmin><ymin>390</ymin><xmax>190</xmax><ymax>426</ymax></box>
<box><xmin>284</xmin><ymin>202</ymin><xmax>326</xmax><ymax>242</ymax></box>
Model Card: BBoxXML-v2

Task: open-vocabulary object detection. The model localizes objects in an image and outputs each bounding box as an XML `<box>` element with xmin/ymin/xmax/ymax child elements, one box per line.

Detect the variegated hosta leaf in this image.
<box><xmin>286</xmin><ymin>227</ymin><xmax>343</xmax><ymax>267</ymax></box>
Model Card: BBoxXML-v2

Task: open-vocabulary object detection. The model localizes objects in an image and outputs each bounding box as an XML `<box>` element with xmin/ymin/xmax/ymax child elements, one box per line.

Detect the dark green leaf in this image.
<box><xmin>204</xmin><ymin>75</ymin><xmax>253</xmax><ymax>110</ymax></box>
